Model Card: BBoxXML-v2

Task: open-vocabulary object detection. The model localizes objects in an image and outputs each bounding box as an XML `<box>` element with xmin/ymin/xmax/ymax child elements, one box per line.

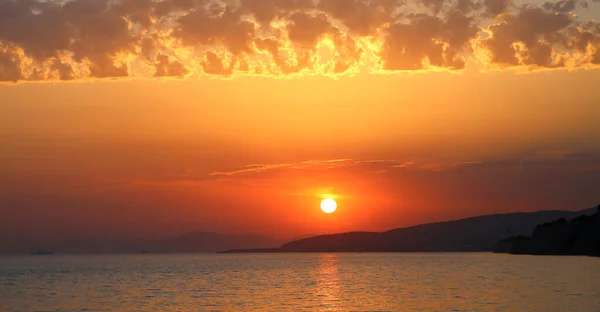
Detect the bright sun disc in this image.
<box><xmin>320</xmin><ymin>198</ymin><xmax>337</xmax><ymax>214</ymax></box>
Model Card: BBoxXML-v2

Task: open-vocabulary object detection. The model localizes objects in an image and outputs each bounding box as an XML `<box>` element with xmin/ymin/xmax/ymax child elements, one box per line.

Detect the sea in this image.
<box><xmin>1</xmin><ymin>253</ymin><xmax>599</xmax><ymax>311</ymax></box>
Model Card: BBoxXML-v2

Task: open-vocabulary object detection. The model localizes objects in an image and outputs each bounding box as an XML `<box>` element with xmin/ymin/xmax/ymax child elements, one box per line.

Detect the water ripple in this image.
<box><xmin>0</xmin><ymin>253</ymin><xmax>599</xmax><ymax>311</ymax></box>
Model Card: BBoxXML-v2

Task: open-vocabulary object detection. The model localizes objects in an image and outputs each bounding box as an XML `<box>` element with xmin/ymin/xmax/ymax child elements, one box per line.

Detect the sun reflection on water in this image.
<box><xmin>1</xmin><ymin>254</ymin><xmax>600</xmax><ymax>311</ymax></box>
<box><xmin>315</xmin><ymin>254</ymin><xmax>343</xmax><ymax>311</ymax></box>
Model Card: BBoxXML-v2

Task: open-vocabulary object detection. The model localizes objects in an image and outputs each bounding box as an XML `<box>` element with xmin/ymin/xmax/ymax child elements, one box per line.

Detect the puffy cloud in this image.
<box><xmin>380</xmin><ymin>10</ymin><xmax>478</xmax><ymax>70</ymax></box>
<box><xmin>483</xmin><ymin>0</ymin><xmax>510</xmax><ymax>17</ymax></box>
<box><xmin>201</xmin><ymin>51</ymin><xmax>236</xmax><ymax>75</ymax></box>
<box><xmin>542</xmin><ymin>0</ymin><xmax>579</xmax><ymax>12</ymax></box>
<box><xmin>238</xmin><ymin>0</ymin><xmax>315</xmax><ymax>26</ymax></box>
<box><xmin>287</xmin><ymin>12</ymin><xmax>334</xmax><ymax>48</ymax></box>
<box><xmin>318</xmin><ymin>0</ymin><xmax>398</xmax><ymax>36</ymax></box>
<box><xmin>174</xmin><ymin>7</ymin><xmax>256</xmax><ymax>55</ymax></box>
<box><xmin>566</xmin><ymin>21</ymin><xmax>600</xmax><ymax>64</ymax></box>
<box><xmin>478</xmin><ymin>6</ymin><xmax>600</xmax><ymax>68</ymax></box>
<box><xmin>479</xmin><ymin>8</ymin><xmax>573</xmax><ymax>67</ymax></box>
<box><xmin>154</xmin><ymin>53</ymin><xmax>189</xmax><ymax>77</ymax></box>
<box><xmin>0</xmin><ymin>0</ymin><xmax>598</xmax><ymax>82</ymax></box>
<box><xmin>0</xmin><ymin>46</ymin><xmax>24</xmax><ymax>82</ymax></box>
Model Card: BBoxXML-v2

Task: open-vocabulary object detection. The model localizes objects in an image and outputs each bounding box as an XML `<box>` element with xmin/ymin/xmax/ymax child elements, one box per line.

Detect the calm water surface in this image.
<box><xmin>1</xmin><ymin>253</ymin><xmax>599</xmax><ymax>311</ymax></box>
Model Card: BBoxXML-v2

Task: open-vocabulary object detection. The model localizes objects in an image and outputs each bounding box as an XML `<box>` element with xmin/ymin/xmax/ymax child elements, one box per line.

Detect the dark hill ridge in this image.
<box><xmin>221</xmin><ymin>207</ymin><xmax>596</xmax><ymax>253</ymax></box>
<box><xmin>494</xmin><ymin>206</ymin><xmax>600</xmax><ymax>256</ymax></box>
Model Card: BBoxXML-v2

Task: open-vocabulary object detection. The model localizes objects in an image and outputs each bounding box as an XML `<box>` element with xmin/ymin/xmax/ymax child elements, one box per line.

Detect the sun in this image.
<box><xmin>320</xmin><ymin>198</ymin><xmax>337</xmax><ymax>214</ymax></box>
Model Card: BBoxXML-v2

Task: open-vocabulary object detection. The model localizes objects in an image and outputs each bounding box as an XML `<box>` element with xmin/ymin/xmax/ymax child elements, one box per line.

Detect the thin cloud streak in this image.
<box><xmin>208</xmin><ymin>158</ymin><xmax>486</xmax><ymax>177</ymax></box>
<box><xmin>207</xmin><ymin>151</ymin><xmax>600</xmax><ymax>178</ymax></box>
<box><xmin>209</xmin><ymin>159</ymin><xmax>353</xmax><ymax>176</ymax></box>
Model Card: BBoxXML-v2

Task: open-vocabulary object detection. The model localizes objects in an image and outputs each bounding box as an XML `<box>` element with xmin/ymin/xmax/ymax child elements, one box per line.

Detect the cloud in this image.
<box><xmin>542</xmin><ymin>0</ymin><xmax>579</xmax><ymax>12</ymax></box>
<box><xmin>0</xmin><ymin>48</ymin><xmax>22</xmax><ymax>82</ymax></box>
<box><xmin>207</xmin><ymin>158</ymin><xmax>487</xmax><ymax>178</ymax></box>
<box><xmin>318</xmin><ymin>0</ymin><xmax>398</xmax><ymax>36</ymax></box>
<box><xmin>208</xmin><ymin>150</ymin><xmax>600</xmax><ymax>179</ymax></box>
<box><xmin>209</xmin><ymin>159</ymin><xmax>353</xmax><ymax>177</ymax></box>
<box><xmin>153</xmin><ymin>53</ymin><xmax>189</xmax><ymax>77</ymax></box>
<box><xmin>484</xmin><ymin>0</ymin><xmax>510</xmax><ymax>17</ymax></box>
<box><xmin>380</xmin><ymin>11</ymin><xmax>478</xmax><ymax>70</ymax></box>
<box><xmin>239</xmin><ymin>0</ymin><xmax>316</xmax><ymax>26</ymax></box>
<box><xmin>478</xmin><ymin>7</ymin><xmax>579</xmax><ymax>68</ymax></box>
<box><xmin>0</xmin><ymin>0</ymin><xmax>599</xmax><ymax>82</ymax></box>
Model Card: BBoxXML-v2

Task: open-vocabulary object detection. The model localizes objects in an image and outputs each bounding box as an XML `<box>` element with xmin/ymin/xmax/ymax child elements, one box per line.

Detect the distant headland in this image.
<box><xmin>219</xmin><ymin>206</ymin><xmax>597</xmax><ymax>254</ymax></box>
<box><xmin>494</xmin><ymin>205</ymin><xmax>600</xmax><ymax>257</ymax></box>
<box><xmin>13</xmin><ymin>206</ymin><xmax>598</xmax><ymax>256</ymax></box>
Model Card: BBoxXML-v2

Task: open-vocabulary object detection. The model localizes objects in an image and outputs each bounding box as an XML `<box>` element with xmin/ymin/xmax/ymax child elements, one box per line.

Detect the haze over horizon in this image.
<box><xmin>1</xmin><ymin>0</ymin><xmax>599</xmax><ymax>246</ymax></box>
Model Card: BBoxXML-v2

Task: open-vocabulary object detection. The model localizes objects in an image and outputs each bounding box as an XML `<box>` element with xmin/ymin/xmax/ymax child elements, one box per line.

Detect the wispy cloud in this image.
<box><xmin>208</xmin><ymin>158</ymin><xmax>486</xmax><ymax>177</ymax></box>
<box><xmin>207</xmin><ymin>150</ymin><xmax>600</xmax><ymax>178</ymax></box>
<box><xmin>209</xmin><ymin>159</ymin><xmax>353</xmax><ymax>176</ymax></box>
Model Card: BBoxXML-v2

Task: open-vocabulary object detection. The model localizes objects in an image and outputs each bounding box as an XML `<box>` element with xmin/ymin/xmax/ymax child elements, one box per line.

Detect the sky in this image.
<box><xmin>0</xmin><ymin>0</ymin><xmax>599</xmax><ymax>246</ymax></box>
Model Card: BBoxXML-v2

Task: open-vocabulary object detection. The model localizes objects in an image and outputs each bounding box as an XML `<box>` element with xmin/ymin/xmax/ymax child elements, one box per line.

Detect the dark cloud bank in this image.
<box><xmin>0</xmin><ymin>0</ymin><xmax>598</xmax><ymax>82</ymax></box>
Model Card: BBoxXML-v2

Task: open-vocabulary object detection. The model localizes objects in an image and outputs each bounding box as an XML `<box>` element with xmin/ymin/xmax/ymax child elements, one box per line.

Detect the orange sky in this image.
<box><xmin>1</xmin><ymin>0</ymin><xmax>600</xmax><ymax>244</ymax></box>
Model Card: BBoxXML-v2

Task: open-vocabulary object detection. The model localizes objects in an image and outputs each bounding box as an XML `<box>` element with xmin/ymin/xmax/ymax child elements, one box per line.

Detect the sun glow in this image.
<box><xmin>320</xmin><ymin>198</ymin><xmax>337</xmax><ymax>214</ymax></box>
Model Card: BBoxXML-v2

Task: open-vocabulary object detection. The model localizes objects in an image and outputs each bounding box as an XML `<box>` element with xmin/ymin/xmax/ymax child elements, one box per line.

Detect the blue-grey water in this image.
<box><xmin>1</xmin><ymin>253</ymin><xmax>599</xmax><ymax>311</ymax></box>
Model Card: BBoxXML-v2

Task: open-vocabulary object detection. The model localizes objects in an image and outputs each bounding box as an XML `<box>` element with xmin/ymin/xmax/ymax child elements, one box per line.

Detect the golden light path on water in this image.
<box><xmin>1</xmin><ymin>254</ymin><xmax>599</xmax><ymax>310</ymax></box>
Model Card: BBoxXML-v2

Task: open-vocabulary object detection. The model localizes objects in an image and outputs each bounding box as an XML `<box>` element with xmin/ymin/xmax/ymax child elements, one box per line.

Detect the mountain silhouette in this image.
<box><xmin>222</xmin><ymin>207</ymin><xmax>596</xmax><ymax>253</ymax></box>
<box><xmin>495</xmin><ymin>205</ymin><xmax>600</xmax><ymax>256</ymax></box>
